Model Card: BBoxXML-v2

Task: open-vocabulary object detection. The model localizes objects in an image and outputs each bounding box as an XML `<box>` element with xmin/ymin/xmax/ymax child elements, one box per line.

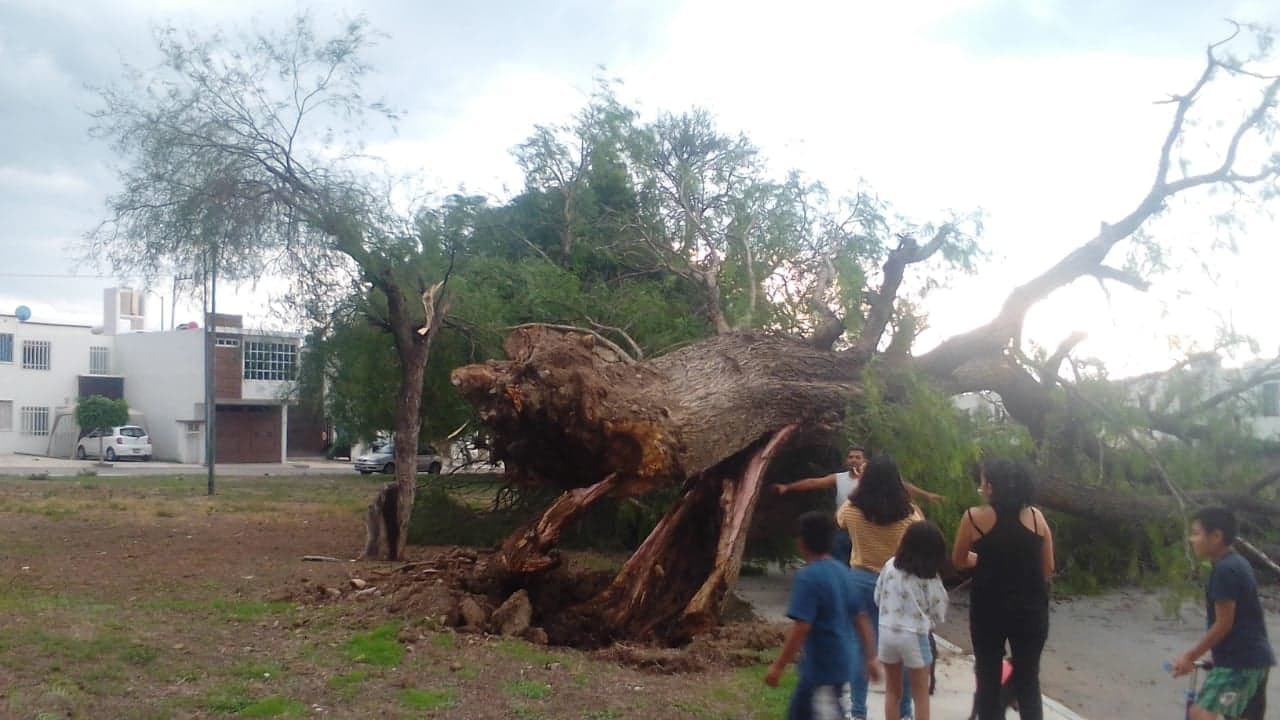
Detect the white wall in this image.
<box><xmin>242</xmin><ymin>378</ymin><xmax>296</xmax><ymax>402</ymax></box>
<box><xmin>0</xmin><ymin>315</ymin><xmax>114</xmax><ymax>455</ymax></box>
<box><xmin>114</xmin><ymin>330</ymin><xmax>205</xmax><ymax>462</ymax></box>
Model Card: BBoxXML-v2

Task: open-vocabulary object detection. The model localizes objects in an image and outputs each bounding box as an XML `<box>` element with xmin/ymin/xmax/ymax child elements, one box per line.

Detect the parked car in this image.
<box><xmin>76</xmin><ymin>425</ymin><xmax>152</xmax><ymax>462</ymax></box>
<box><xmin>353</xmin><ymin>442</ymin><xmax>443</xmax><ymax>475</ymax></box>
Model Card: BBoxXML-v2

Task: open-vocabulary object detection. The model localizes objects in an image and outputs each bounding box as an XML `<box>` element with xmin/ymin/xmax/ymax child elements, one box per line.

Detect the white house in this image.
<box><xmin>0</xmin><ymin>288</ymin><xmax>318</xmax><ymax>463</ymax></box>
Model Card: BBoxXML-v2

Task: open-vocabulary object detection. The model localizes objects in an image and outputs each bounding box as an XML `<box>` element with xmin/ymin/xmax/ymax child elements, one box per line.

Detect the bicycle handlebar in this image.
<box><xmin>1163</xmin><ymin>660</ymin><xmax>1214</xmax><ymax>673</ymax></box>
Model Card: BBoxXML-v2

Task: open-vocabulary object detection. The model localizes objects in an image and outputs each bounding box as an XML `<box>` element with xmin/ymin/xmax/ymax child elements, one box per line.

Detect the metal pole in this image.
<box><xmin>205</xmin><ymin>253</ymin><xmax>218</xmax><ymax>496</ymax></box>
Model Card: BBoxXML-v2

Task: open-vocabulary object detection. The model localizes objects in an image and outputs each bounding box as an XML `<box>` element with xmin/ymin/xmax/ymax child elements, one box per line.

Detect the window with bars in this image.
<box><xmin>0</xmin><ymin>333</ymin><xmax>12</xmax><ymax>363</ymax></box>
<box><xmin>243</xmin><ymin>341</ymin><xmax>297</xmax><ymax>381</ymax></box>
<box><xmin>216</xmin><ymin>337</ymin><xmax>240</xmax><ymax>348</ymax></box>
<box><xmin>89</xmin><ymin>346</ymin><xmax>111</xmax><ymax>375</ymax></box>
<box><xmin>22</xmin><ymin>340</ymin><xmax>50</xmax><ymax>370</ymax></box>
<box><xmin>20</xmin><ymin>406</ymin><xmax>49</xmax><ymax>436</ymax></box>
<box><xmin>0</xmin><ymin>401</ymin><xmax>12</xmax><ymax>432</ymax></box>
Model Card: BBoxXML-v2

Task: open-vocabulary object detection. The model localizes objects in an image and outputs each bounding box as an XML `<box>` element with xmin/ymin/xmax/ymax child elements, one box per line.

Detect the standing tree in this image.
<box><xmin>452</xmin><ymin>24</ymin><xmax>1280</xmax><ymax>644</ymax></box>
<box><xmin>86</xmin><ymin>15</ymin><xmax>450</xmax><ymax>559</ymax></box>
<box><xmin>75</xmin><ymin>396</ymin><xmax>130</xmax><ymax>462</ymax></box>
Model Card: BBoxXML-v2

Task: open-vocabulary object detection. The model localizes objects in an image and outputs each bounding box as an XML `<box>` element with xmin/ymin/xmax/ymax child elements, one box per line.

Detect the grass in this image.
<box><xmin>505</xmin><ymin>679</ymin><xmax>552</xmax><ymax>700</ymax></box>
<box><xmin>495</xmin><ymin>638</ymin><xmax>558</xmax><ymax>666</ymax></box>
<box><xmin>211</xmin><ymin>599</ymin><xmax>294</xmax><ymax>622</ymax></box>
<box><xmin>240</xmin><ymin>696</ymin><xmax>307</xmax><ymax>717</ymax></box>
<box><xmin>400</xmin><ymin>688</ymin><xmax>456</xmax><ymax>712</ymax></box>
<box><xmin>344</xmin><ymin>622</ymin><xmax>404</xmax><ymax>667</ymax></box>
<box><xmin>326</xmin><ymin>671</ymin><xmax>369</xmax><ymax>701</ymax></box>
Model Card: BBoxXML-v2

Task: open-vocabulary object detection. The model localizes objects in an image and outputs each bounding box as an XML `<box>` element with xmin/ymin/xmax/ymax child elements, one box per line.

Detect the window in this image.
<box><xmin>119</xmin><ymin>288</ymin><xmax>143</xmax><ymax>316</ymax></box>
<box><xmin>20</xmin><ymin>406</ymin><xmax>49</xmax><ymax>436</ymax></box>
<box><xmin>0</xmin><ymin>333</ymin><xmax>12</xmax><ymax>363</ymax></box>
<box><xmin>89</xmin><ymin>346</ymin><xmax>110</xmax><ymax>375</ymax></box>
<box><xmin>22</xmin><ymin>340</ymin><xmax>50</xmax><ymax>370</ymax></box>
<box><xmin>243</xmin><ymin>341</ymin><xmax>297</xmax><ymax>381</ymax></box>
<box><xmin>0</xmin><ymin>400</ymin><xmax>12</xmax><ymax>431</ymax></box>
<box><xmin>1263</xmin><ymin>382</ymin><xmax>1280</xmax><ymax>418</ymax></box>
<box><xmin>216</xmin><ymin>337</ymin><xmax>241</xmax><ymax>348</ymax></box>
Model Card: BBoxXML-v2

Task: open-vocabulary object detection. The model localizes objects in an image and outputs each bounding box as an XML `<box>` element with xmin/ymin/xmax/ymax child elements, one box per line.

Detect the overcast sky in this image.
<box><xmin>1</xmin><ymin>0</ymin><xmax>1277</xmax><ymax>374</ymax></box>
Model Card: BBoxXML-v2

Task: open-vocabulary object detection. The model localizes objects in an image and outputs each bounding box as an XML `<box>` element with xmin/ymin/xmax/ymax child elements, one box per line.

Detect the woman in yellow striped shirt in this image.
<box><xmin>837</xmin><ymin>454</ymin><xmax>923</xmax><ymax>720</ymax></box>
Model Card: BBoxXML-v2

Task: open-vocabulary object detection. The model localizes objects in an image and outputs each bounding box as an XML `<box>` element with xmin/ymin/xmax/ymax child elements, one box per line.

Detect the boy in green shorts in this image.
<box><xmin>1171</xmin><ymin>507</ymin><xmax>1274</xmax><ymax>719</ymax></box>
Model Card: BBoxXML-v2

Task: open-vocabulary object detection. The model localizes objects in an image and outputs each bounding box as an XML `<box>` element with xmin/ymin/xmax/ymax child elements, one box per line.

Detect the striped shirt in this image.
<box><xmin>836</xmin><ymin>501</ymin><xmax>921</xmax><ymax>572</ymax></box>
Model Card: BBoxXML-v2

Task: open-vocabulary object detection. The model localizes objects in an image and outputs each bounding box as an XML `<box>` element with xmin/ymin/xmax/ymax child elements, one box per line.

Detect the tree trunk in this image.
<box><xmin>386</xmin><ymin>285</ymin><xmax>436</xmax><ymax>562</ymax></box>
<box><xmin>453</xmin><ymin>327</ymin><xmax>860</xmax><ymax>642</ymax></box>
<box><xmin>390</xmin><ymin>343</ymin><xmax>428</xmax><ymax>561</ymax></box>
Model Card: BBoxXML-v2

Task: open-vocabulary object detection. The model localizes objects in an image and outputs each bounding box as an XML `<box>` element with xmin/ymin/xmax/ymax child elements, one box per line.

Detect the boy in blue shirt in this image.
<box><xmin>1171</xmin><ymin>507</ymin><xmax>1274</xmax><ymax>720</ymax></box>
<box><xmin>767</xmin><ymin>511</ymin><xmax>882</xmax><ymax>720</ymax></box>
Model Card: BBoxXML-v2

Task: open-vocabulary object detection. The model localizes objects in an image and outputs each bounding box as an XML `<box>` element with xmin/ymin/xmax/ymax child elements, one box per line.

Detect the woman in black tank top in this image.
<box><xmin>952</xmin><ymin>459</ymin><xmax>1055</xmax><ymax>720</ymax></box>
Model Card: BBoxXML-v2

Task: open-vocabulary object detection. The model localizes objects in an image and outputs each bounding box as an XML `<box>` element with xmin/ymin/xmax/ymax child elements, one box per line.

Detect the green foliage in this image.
<box><xmin>844</xmin><ymin>369</ymin><xmax>991</xmax><ymax>542</ymax></box>
<box><xmin>75</xmin><ymin>396</ymin><xmax>129</xmax><ymax>434</ymax></box>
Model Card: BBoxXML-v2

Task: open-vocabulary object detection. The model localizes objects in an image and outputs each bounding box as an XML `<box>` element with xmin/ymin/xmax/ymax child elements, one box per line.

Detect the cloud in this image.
<box><xmin>2</xmin><ymin>0</ymin><xmax>1278</xmax><ymax>372</ymax></box>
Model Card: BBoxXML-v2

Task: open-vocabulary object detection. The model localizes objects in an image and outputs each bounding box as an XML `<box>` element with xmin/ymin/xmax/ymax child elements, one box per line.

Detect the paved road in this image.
<box><xmin>737</xmin><ymin>567</ymin><xmax>1086</xmax><ymax>720</ymax></box>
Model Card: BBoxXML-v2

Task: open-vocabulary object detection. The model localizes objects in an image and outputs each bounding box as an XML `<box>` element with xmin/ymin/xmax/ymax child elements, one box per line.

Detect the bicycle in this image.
<box><xmin>1163</xmin><ymin>659</ymin><xmax>1212</xmax><ymax>720</ymax></box>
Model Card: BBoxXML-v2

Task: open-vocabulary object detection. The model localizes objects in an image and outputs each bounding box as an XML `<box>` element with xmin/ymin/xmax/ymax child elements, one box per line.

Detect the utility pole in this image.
<box><xmin>204</xmin><ymin>251</ymin><xmax>218</xmax><ymax>496</ymax></box>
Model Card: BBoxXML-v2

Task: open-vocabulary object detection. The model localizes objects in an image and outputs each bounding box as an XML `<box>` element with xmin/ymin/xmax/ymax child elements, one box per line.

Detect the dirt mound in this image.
<box><xmin>278</xmin><ymin>546</ymin><xmax>786</xmax><ymax>671</ymax></box>
<box><xmin>594</xmin><ymin>621</ymin><xmax>786</xmax><ymax>673</ymax></box>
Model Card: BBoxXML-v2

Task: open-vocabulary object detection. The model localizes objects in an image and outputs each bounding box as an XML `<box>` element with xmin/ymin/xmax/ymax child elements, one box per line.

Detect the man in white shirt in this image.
<box><xmin>773</xmin><ymin>446</ymin><xmax>943</xmax><ymax>565</ymax></box>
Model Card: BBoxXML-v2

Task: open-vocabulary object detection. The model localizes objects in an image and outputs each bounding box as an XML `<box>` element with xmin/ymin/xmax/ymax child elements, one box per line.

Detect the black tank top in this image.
<box><xmin>970</xmin><ymin>506</ymin><xmax>1048</xmax><ymax>610</ymax></box>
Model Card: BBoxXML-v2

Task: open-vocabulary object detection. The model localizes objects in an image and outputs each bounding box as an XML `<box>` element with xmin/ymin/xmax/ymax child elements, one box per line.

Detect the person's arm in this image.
<box><xmin>766</xmin><ymin>620</ymin><xmax>810</xmax><ymax>686</ymax></box>
<box><xmin>854</xmin><ymin>612</ymin><xmax>883</xmax><ymax>683</ymax></box>
<box><xmin>952</xmin><ymin>509</ymin><xmax>977</xmax><ymax>570</ymax></box>
<box><xmin>773</xmin><ymin>474</ymin><xmax>836</xmax><ymax>496</ymax></box>
<box><xmin>1037</xmin><ymin>508</ymin><xmax>1055</xmax><ymax>580</ymax></box>
<box><xmin>1171</xmin><ymin>600</ymin><xmax>1236</xmax><ymax>676</ymax></box>
<box><xmin>904</xmin><ymin>480</ymin><xmax>943</xmax><ymax>504</ymax></box>
<box><xmin>927</xmin><ymin>577</ymin><xmax>948</xmax><ymax>627</ymax></box>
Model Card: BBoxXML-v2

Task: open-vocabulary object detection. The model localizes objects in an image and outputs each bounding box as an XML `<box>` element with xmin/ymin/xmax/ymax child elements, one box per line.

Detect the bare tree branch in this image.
<box><xmin>508</xmin><ymin>323</ymin><xmax>637</xmax><ymax>364</ymax></box>
<box><xmin>852</xmin><ymin>225</ymin><xmax>951</xmax><ymax>357</ymax></box>
<box><xmin>585</xmin><ymin>315</ymin><xmax>645</xmax><ymax>360</ymax></box>
<box><xmin>917</xmin><ymin>28</ymin><xmax>1280</xmax><ymax>380</ymax></box>
<box><xmin>808</xmin><ymin>257</ymin><xmax>845</xmax><ymax>350</ymax></box>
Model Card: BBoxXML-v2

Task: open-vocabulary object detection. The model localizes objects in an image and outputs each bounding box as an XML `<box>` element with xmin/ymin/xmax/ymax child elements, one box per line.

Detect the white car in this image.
<box><xmin>353</xmin><ymin>442</ymin><xmax>443</xmax><ymax>475</ymax></box>
<box><xmin>76</xmin><ymin>425</ymin><xmax>152</xmax><ymax>462</ymax></box>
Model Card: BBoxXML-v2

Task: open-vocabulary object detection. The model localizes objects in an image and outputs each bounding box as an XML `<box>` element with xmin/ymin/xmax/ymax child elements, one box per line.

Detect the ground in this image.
<box><xmin>0</xmin><ymin>471</ymin><xmax>807</xmax><ymax>720</ymax></box>
<box><xmin>6</xmin><ymin>467</ymin><xmax>1272</xmax><ymax>719</ymax></box>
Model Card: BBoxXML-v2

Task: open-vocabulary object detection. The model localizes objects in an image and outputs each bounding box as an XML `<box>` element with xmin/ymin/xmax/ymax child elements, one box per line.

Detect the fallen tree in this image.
<box><xmin>452</xmin><ymin>27</ymin><xmax>1280</xmax><ymax>645</ymax></box>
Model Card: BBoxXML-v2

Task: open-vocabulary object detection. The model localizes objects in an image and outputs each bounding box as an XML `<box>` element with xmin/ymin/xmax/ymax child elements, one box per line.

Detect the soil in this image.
<box><xmin>0</xmin><ymin>474</ymin><xmax>799</xmax><ymax>720</ymax></box>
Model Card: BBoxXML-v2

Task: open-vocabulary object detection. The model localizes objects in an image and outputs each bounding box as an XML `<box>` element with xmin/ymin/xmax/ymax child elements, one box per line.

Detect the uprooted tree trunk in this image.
<box><xmin>452</xmin><ymin>327</ymin><xmax>860</xmax><ymax>644</ymax></box>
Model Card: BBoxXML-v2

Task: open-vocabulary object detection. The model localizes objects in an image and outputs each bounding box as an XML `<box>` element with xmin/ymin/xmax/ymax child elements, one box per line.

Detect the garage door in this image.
<box><xmin>215</xmin><ymin>405</ymin><xmax>281</xmax><ymax>463</ymax></box>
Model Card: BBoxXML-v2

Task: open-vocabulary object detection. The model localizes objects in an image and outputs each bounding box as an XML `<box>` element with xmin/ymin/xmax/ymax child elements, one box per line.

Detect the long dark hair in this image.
<box><xmin>893</xmin><ymin>520</ymin><xmax>947</xmax><ymax>579</ymax></box>
<box><xmin>982</xmin><ymin>458</ymin><xmax>1035</xmax><ymax>517</ymax></box>
<box><xmin>851</xmin><ymin>454</ymin><xmax>913</xmax><ymax>525</ymax></box>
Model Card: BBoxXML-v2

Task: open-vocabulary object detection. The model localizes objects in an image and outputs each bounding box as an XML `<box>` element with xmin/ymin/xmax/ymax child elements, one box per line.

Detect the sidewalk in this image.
<box><xmin>737</xmin><ymin>572</ymin><xmax>1085</xmax><ymax>720</ymax></box>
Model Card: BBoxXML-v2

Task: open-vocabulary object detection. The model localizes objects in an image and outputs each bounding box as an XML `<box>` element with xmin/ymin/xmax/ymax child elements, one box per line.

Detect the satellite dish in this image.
<box><xmin>15</xmin><ymin>305</ymin><xmax>31</xmax><ymax>322</ymax></box>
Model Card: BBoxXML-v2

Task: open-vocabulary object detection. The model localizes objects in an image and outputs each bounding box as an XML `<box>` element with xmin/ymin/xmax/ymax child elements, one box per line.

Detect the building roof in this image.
<box><xmin>0</xmin><ymin>314</ymin><xmax>93</xmax><ymax>329</ymax></box>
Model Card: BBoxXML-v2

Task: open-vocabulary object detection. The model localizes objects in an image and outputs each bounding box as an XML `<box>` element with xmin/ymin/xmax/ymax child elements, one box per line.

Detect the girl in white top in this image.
<box><xmin>874</xmin><ymin>520</ymin><xmax>949</xmax><ymax>720</ymax></box>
